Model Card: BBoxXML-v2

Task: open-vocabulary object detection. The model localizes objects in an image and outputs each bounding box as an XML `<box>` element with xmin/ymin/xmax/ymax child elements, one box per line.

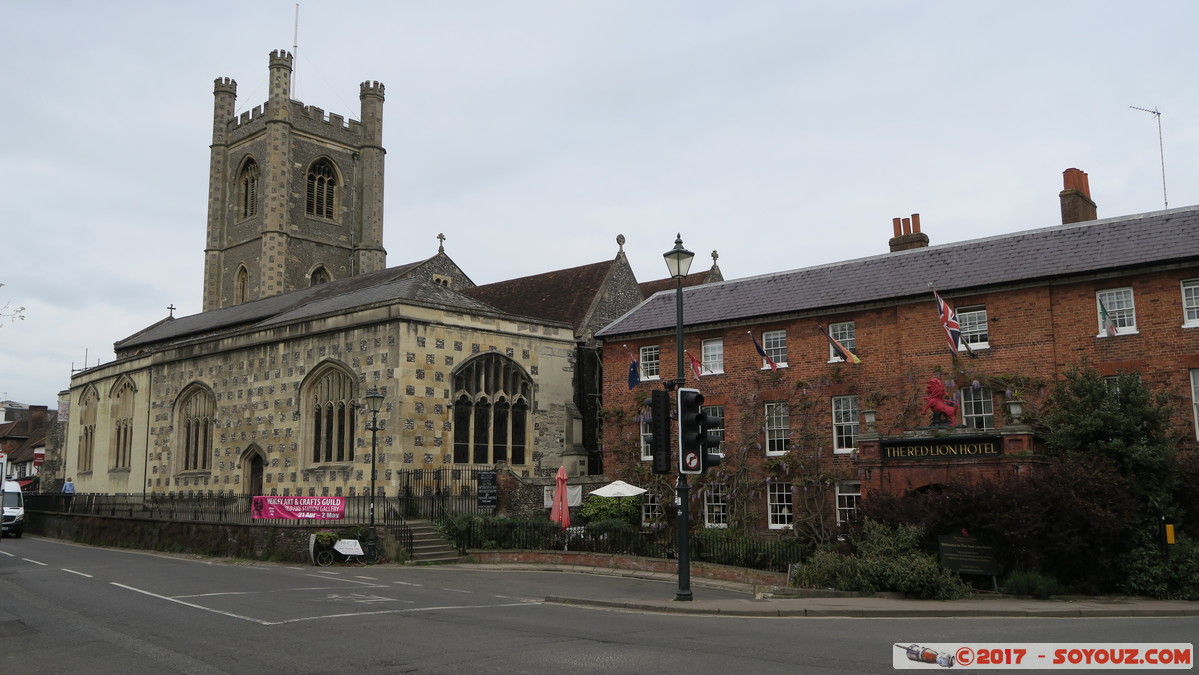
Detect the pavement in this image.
<box><xmin>454</xmin><ymin>563</ymin><xmax>1199</xmax><ymax>618</ymax></box>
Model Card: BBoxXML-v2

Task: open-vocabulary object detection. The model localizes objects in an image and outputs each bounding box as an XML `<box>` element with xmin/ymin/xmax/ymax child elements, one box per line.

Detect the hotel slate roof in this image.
<box><xmin>116</xmin><ymin>259</ymin><xmax>559</xmax><ymax>352</ymax></box>
<box><xmin>596</xmin><ymin>204</ymin><xmax>1199</xmax><ymax>338</ymax></box>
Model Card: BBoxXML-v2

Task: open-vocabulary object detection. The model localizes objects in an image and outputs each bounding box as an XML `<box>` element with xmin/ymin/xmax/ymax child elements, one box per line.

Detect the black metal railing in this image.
<box><xmin>395</xmin><ymin>465</ymin><xmax>501</xmax><ymax>521</ymax></box>
<box><xmin>445</xmin><ymin>518</ymin><xmax>806</xmax><ymax>573</ymax></box>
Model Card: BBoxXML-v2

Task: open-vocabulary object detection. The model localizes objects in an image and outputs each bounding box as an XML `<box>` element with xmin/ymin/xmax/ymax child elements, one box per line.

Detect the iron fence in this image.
<box><xmin>446</xmin><ymin>518</ymin><xmax>807</xmax><ymax>573</ymax></box>
<box><xmin>395</xmin><ymin>465</ymin><xmax>501</xmax><ymax>521</ymax></box>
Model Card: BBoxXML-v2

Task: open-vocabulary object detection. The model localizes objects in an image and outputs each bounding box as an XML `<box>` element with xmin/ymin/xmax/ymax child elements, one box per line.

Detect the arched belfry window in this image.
<box><xmin>306</xmin><ymin>158</ymin><xmax>337</xmax><ymax>220</ymax></box>
<box><xmin>176</xmin><ymin>384</ymin><xmax>215</xmax><ymax>472</ymax></box>
<box><xmin>310</xmin><ymin>266</ymin><xmax>331</xmax><ymax>286</ymax></box>
<box><xmin>235</xmin><ymin>265</ymin><xmax>249</xmax><ymax>304</ymax></box>
<box><xmin>452</xmin><ymin>354</ymin><xmax>532</xmax><ymax>465</ymax></box>
<box><xmin>238</xmin><ymin>158</ymin><xmax>259</xmax><ymax>219</ymax></box>
<box><xmin>303</xmin><ymin>362</ymin><xmax>357</xmax><ymax>465</ymax></box>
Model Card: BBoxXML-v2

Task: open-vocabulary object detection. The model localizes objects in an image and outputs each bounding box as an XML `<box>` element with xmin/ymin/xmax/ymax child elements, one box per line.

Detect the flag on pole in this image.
<box><xmin>685</xmin><ymin>350</ymin><xmax>704</xmax><ymax>380</ymax></box>
<box><xmin>624</xmin><ymin>345</ymin><xmax>640</xmax><ymax>389</ymax></box>
<box><xmin>749</xmin><ymin>332</ymin><xmax>778</xmax><ymax>372</ymax></box>
<box><xmin>933</xmin><ymin>289</ymin><xmax>961</xmax><ymax>355</ymax></box>
<box><xmin>816</xmin><ymin>325</ymin><xmax>861</xmax><ymax>364</ymax></box>
<box><xmin>1098</xmin><ymin>298</ymin><xmax>1119</xmax><ymax>337</ymax></box>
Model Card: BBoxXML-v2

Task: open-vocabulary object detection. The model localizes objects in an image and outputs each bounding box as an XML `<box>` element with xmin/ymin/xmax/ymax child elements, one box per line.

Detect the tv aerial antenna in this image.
<box><xmin>1129</xmin><ymin>106</ymin><xmax>1167</xmax><ymax>209</ymax></box>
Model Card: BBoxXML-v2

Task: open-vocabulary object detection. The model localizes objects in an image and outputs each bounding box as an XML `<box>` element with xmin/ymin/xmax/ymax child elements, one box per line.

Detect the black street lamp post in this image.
<box><xmin>364</xmin><ymin>387</ymin><xmax>385</xmax><ymax>564</ymax></box>
<box><xmin>663</xmin><ymin>233</ymin><xmax>695</xmax><ymax>601</ymax></box>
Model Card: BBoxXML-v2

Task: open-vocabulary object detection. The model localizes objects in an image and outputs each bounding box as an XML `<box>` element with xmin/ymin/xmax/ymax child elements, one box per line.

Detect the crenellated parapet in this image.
<box><xmin>268</xmin><ymin>49</ymin><xmax>293</xmax><ymax>70</ymax></box>
<box><xmin>359</xmin><ymin>81</ymin><xmax>385</xmax><ymax>99</ymax></box>
<box><xmin>213</xmin><ymin>77</ymin><xmax>237</xmax><ymax>96</ymax></box>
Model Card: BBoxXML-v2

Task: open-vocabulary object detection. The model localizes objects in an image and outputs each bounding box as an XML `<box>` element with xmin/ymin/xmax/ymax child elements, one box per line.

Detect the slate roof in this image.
<box><xmin>117</xmin><ymin>259</ymin><xmax>546</xmax><ymax>352</ymax></box>
<box><xmin>463</xmin><ymin>260</ymin><xmax>615</xmax><ymax>332</ymax></box>
<box><xmin>638</xmin><ymin>269</ymin><xmax>718</xmax><ymax>298</ymax></box>
<box><xmin>597</xmin><ymin>205</ymin><xmax>1199</xmax><ymax>338</ymax></box>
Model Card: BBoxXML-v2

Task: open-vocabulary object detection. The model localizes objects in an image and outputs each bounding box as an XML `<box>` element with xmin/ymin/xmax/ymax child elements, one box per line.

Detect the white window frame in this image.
<box><xmin>763</xmin><ymin>330</ymin><xmax>788</xmax><ymax>369</ymax></box>
<box><xmin>1096</xmin><ymin>288</ymin><xmax>1137</xmax><ymax>337</ymax></box>
<box><xmin>1191</xmin><ymin>369</ymin><xmax>1199</xmax><ymax>441</ymax></box>
<box><xmin>640</xmin><ymin>414</ymin><xmax>653</xmax><ymax>461</ymax></box>
<box><xmin>957</xmin><ymin>306</ymin><xmax>990</xmax><ymax>350</ymax></box>
<box><xmin>1182</xmin><ymin>279</ymin><xmax>1199</xmax><ymax>328</ymax></box>
<box><xmin>836</xmin><ymin>481</ymin><xmax>861</xmax><ymax>525</ymax></box>
<box><xmin>704</xmin><ymin>483</ymin><xmax>729</xmax><ymax>528</ymax></box>
<box><xmin>765</xmin><ymin>401</ymin><xmax>789</xmax><ymax>456</ymax></box>
<box><xmin>639</xmin><ymin>345</ymin><xmax>660</xmax><ymax>380</ymax></box>
<box><xmin>641</xmin><ymin>493</ymin><xmax>664</xmax><ymax>527</ymax></box>
<box><xmin>827</xmin><ymin>321</ymin><xmax>857</xmax><ymax>363</ymax></box>
<box><xmin>701</xmin><ymin>338</ymin><xmax>724</xmax><ymax>375</ymax></box>
<box><xmin>702</xmin><ymin>404</ymin><xmax>725</xmax><ymax>453</ymax></box>
<box><xmin>832</xmin><ymin>395</ymin><xmax>859</xmax><ymax>453</ymax></box>
<box><xmin>768</xmin><ymin>482</ymin><xmax>793</xmax><ymax>530</ymax></box>
<box><xmin>960</xmin><ymin>387</ymin><xmax>994</xmax><ymax>429</ymax></box>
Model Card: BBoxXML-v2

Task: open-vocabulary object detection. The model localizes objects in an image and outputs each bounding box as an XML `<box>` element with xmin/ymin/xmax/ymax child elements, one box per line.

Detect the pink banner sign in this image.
<box><xmin>251</xmin><ymin>496</ymin><xmax>346</xmax><ymax>520</ymax></box>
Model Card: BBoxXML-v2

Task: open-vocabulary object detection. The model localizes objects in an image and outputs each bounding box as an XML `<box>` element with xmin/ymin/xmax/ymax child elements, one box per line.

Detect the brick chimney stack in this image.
<box><xmin>1060</xmin><ymin>168</ymin><xmax>1097</xmax><ymax>224</ymax></box>
<box><xmin>888</xmin><ymin>213</ymin><xmax>929</xmax><ymax>252</ymax></box>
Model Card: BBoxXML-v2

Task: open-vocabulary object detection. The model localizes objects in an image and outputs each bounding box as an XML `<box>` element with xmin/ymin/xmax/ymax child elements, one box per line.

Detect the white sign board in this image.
<box><xmin>333</xmin><ymin>539</ymin><xmax>364</xmax><ymax>556</ymax></box>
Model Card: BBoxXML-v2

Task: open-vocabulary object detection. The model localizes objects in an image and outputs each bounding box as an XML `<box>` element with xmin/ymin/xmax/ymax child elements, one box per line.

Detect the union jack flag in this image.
<box><xmin>934</xmin><ymin>290</ymin><xmax>961</xmax><ymax>354</ymax></box>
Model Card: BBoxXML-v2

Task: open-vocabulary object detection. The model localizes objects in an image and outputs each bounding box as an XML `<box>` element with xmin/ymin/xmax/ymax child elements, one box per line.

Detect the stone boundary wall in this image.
<box><xmin>29</xmin><ymin>512</ymin><xmax>402</xmax><ymax>564</ymax></box>
<box><xmin>466</xmin><ymin>549</ymin><xmax>789</xmax><ymax>587</ymax></box>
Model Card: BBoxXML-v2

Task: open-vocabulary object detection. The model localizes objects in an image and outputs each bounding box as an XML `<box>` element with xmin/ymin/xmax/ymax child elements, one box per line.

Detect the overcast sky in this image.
<box><xmin>3</xmin><ymin>1</ymin><xmax>1197</xmax><ymax>407</ymax></box>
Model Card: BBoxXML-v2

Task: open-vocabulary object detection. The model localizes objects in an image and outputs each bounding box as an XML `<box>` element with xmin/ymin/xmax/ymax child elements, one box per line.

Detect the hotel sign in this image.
<box><xmin>880</xmin><ymin>436</ymin><xmax>1001</xmax><ymax>460</ymax></box>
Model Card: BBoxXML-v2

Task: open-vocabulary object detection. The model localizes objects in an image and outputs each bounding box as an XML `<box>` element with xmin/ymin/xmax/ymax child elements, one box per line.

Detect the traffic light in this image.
<box><xmin>700</xmin><ymin>406</ymin><xmax>724</xmax><ymax>473</ymax></box>
<box><xmin>678</xmin><ymin>388</ymin><xmax>722</xmax><ymax>474</ymax></box>
<box><xmin>649</xmin><ymin>389</ymin><xmax>672</xmax><ymax>474</ymax></box>
<box><xmin>677</xmin><ymin>388</ymin><xmax>704</xmax><ymax>474</ymax></box>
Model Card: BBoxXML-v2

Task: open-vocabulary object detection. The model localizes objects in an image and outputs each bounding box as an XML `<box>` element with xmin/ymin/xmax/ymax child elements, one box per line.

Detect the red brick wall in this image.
<box><xmin>602</xmin><ymin>266</ymin><xmax>1199</xmax><ymax>532</ymax></box>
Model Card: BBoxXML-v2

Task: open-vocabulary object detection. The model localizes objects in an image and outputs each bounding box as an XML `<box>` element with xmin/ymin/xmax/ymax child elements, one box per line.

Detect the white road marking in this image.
<box><xmin>393</xmin><ymin>580</ymin><xmax>423</xmax><ymax>587</ymax></box>
<box><xmin>442</xmin><ymin>588</ymin><xmax>472</xmax><ymax>594</ymax></box>
<box><xmin>62</xmin><ymin>568</ymin><xmax>93</xmax><ymax>578</ymax></box>
<box><xmin>112</xmin><ymin>582</ymin><xmax>274</xmax><ymax>625</ymax></box>
<box><xmin>23</xmin><ymin>558</ymin><xmax>47</xmax><ymax>566</ymax></box>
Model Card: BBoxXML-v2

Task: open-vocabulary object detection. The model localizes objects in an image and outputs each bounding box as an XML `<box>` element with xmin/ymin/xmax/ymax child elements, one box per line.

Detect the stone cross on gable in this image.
<box><xmin>168</xmin><ymin>304</ymin><xmax>176</xmax><ymax>318</ymax></box>
<box><xmin>437</xmin><ymin>233</ymin><xmax>446</xmax><ymax>253</ymax></box>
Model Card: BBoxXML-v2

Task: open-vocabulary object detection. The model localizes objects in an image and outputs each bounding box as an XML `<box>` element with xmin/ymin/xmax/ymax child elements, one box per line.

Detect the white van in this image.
<box><xmin>1</xmin><ymin>480</ymin><xmax>24</xmax><ymax>538</ymax></box>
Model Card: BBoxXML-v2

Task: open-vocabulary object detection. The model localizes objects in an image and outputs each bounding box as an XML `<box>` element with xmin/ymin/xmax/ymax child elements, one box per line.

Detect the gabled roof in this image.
<box><xmin>117</xmin><ymin>263</ymin><xmax>556</xmax><ymax>353</ymax></box>
<box><xmin>598</xmin><ymin>205</ymin><xmax>1199</xmax><ymax>338</ymax></box>
<box><xmin>638</xmin><ymin>269</ymin><xmax>719</xmax><ymax>298</ymax></box>
<box><xmin>463</xmin><ymin>260</ymin><xmax>616</xmax><ymax>332</ymax></box>
<box><xmin>117</xmin><ymin>256</ymin><xmax>460</xmax><ymax>351</ymax></box>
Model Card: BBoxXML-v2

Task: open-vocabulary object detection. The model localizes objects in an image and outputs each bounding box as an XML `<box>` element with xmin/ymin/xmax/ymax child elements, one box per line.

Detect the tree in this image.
<box><xmin>1037</xmin><ymin>362</ymin><xmax>1179</xmax><ymax>513</ymax></box>
<box><xmin>0</xmin><ymin>283</ymin><xmax>24</xmax><ymax>325</ymax></box>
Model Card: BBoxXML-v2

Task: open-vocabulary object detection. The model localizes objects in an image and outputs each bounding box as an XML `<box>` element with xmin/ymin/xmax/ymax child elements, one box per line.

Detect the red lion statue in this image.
<box><xmin>921</xmin><ymin>377</ymin><xmax>958</xmax><ymax>426</ymax></box>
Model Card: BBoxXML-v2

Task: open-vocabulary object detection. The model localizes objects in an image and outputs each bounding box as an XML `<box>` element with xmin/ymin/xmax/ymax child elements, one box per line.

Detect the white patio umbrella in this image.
<box><xmin>589</xmin><ymin>480</ymin><xmax>647</xmax><ymax>498</ymax></box>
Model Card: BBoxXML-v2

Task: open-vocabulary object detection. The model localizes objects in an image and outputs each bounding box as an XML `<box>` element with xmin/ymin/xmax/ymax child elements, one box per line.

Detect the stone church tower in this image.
<box><xmin>202</xmin><ymin>50</ymin><xmax>387</xmax><ymax>311</ymax></box>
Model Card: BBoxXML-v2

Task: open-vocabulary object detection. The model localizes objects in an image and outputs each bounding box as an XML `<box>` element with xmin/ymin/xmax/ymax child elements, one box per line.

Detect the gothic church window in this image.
<box><xmin>306</xmin><ymin>158</ymin><xmax>337</xmax><ymax>220</ymax></box>
<box><xmin>452</xmin><ymin>354</ymin><xmax>532</xmax><ymax>465</ymax></box>
<box><xmin>177</xmin><ymin>385</ymin><xmax>215</xmax><ymax>472</ymax></box>
<box><xmin>310</xmin><ymin>266</ymin><xmax>331</xmax><ymax>286</ymax></box>
<box><xmin>111</xmin><ymin>379</ymin><xmax>135</xmax><ymax>470</ymax></box>
<box><xmin>78</xmin><ymin>387</ymin><xmax>98</xmax><ymax>474</ymax></box>
<box><xmin>238</xmin><ymin>158</ymin><xmax>258</xmax><ymax>219</ymax></box>
<box><xmin>235</xmin><ymin>266</ymin><xmax>249</xmax><ymax>304</ymax></box>
<box><xmin>303</xmin><ymin>363</ymin><xmax>357</xmax><ymax>465</ymax></box>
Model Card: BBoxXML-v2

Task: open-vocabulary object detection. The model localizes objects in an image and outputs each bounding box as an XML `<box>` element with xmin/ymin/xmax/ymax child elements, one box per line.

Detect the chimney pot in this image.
<box><xmin>892</xmin><ymin>217</ymin><xmax>902</xmax><ymax>237</ymax></box>
<box><xmin>911</xmin><ymin>213</ymin><xmax>921</xmax><ymax>233</ymax></box>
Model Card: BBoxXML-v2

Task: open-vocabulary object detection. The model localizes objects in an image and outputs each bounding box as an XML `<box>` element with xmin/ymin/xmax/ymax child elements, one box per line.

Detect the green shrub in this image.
<box><xmin>791</xmin><ymin>521</ymin><xmax>969</xmax><ymax>600</ymax></box>
<box><xmin>579</xmin><ymin>495</ymin><xmax>642</xmax><ymax>527</ymax></box>
<box><xmin>1119</xmin><ymin>538</ymin><xmax>1199</xmax><ymax>600</ymax></box>
<box><xmin>1000</xmin><ymin>570</ymin><xmax>1065</xmax><ymax>598</ymax></box>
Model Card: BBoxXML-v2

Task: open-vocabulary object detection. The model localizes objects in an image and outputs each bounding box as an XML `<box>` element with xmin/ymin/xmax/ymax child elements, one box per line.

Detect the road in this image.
<box><xmin>1</xmin><ymin>536</ymin><xmax>1194</xmax><ymax>674</ymax></box>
